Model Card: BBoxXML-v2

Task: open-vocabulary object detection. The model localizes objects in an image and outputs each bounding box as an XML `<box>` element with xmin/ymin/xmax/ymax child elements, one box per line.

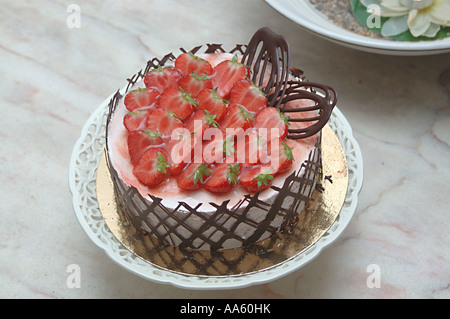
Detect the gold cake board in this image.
<box><xmin>96</xmin><ymin>125</ymin><xmax>348</xmax><ymax>277</ymax></box>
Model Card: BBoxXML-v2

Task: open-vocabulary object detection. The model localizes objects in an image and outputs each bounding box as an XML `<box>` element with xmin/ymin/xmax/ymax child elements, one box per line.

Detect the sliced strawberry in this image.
<box><xmin>229</xmin><ymin>79</ymin><xmax>267</xmax><ymax>113</ymax></box>
<box><xmin>123</xmin><ymin>108</ymin><xmax>152</xmax><ymax>132</ymax></box>
<box><xmin>163</xmin><ymin>131</ymin><xmax>196</xmax><ymax>176</ymax></box>
<box><xmin>132</xmin><ymin>148</ymin><xmax>171</xmax><ymax>187</ymax></box>
<box><xmin>239</xmin><ymin>164</ymin><xmax>275</xmax><ymax>193</ymax></box>
<box><xmin>146</xmin><ymin>108</ymin><xmax>184</xmax><ymax>139</ymax></box>
<box><xmin>178</xmin><ymin>72</ymin><xmax>213</xmax><ymax>98</ymax></box>
<box><xmin>202</xmin><ymin>132</ymin><xmax>228</xmax><ymax>164</ymax></box>
<box><xmin>234</xmin><ymin>129</ymin><xmax>269</xmax><ymax>168</ymax></box>
<box><xmin>185</xmin><ymin>109</ymin><xmax>220</xmax><ymax>138</ymax></box>
<box><xmin>203</xmin><ymin>162</ymin><xmax>241</xmax><ymax>193</ymax></box>
<box><xmin>158</xmin><ymin>86</ymin><xmax>196</xmax><ymax>121</ymax></box>
<box><xmin>254</xmin><ymin>107</ymin><xmax>289</xmax><ymax>139</ymax></box>
<box><xmin>196</xmin><ymin>88</ymin><xmax>228</xmax><ymax>122</ymax></box>
<box><xmin>144</xmin><ymin>66</ymin><xmax>182</xmax><ymax>92</ymax></box>
<box><xmin>175</xmin><ymin>52</ymin><xmax>214</xmax><ymax>76</ymax></box>
<box><xmin>269</xmin><ymin>140</ymin><xmax>294</xmax><ymax>174</ymax></box>
<box><xmin>177</xmin><ymin>162</ymin><xmax>213</xmax><ymax>190</ymax></box>
<box><xmin>212</xmin><ymin>54</ymin><xmax>250</xmax><ymax>99</ymax></box>
<box><xmin>127</xmin><ymin>129</ymin><xmax>164</xmax><ymax>165</ymax></box>
<box><xmin>223</xmin><ymin>134</ymin><xmax>237</xmax><ymax>157</ymax></box>
<box><xmin>124</xmin><ymin>87</ymin><xmax>161</xmax><ymax>112</ymax></box>
<box><xmin>220</xmin><ymin>104</ymin><xmax>254</xmax><ymax>134</ymax></box>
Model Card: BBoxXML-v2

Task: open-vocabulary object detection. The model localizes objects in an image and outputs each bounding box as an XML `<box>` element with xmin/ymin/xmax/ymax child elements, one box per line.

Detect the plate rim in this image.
<box><xmin>69</xmin><ymin>94</ymin><xmax>364</xmax><ymax>290</ymax></box>
<box><xmin>265</xmin><ymin>0</ymin><xmax>450</xmax><ymax>55</ymax></box>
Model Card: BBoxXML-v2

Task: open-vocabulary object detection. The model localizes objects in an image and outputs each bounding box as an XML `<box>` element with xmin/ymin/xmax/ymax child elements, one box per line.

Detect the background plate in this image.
<box><xmin>265</xmin><ymin>0</ymin><xmax>450</xmax><ymax>56</ymax></box>
<box><xmin>69</xmin><ymin>95</ymin><xmax>363</xmax><ymax>290</ymax></box>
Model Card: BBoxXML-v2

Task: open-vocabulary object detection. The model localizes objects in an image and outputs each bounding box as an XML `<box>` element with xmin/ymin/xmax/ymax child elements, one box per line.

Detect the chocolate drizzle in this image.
<box><xmin>241</xmin><ymin>27</ymin><xmax>337</xmax><ymax>140</ymax></box>
<box><xmin>104</xmin><ymin>28</ymin><xmax>338</xmax><ymax>251</ymax></box>
<box><xmin>241</xmin><ymin>27</ymin><xmax>290</xmax><ymax>108</ymax></box>
<box><xmin>278</xmin><ymin>80</ymin><xmax>337</xmax><ymax>139</ymax></box>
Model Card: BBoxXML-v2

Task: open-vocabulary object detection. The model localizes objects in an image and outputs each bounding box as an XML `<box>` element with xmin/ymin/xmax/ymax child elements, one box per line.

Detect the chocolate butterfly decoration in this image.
<box><xmin>241</xmin><ymin>27</ymin><xmax>337</xmax><ymax>139</ymax></box>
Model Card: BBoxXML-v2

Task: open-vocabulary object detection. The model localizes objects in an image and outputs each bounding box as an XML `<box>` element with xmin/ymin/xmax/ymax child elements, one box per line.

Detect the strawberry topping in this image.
<box><xmin>185</xmin><ymin>109</ymin><xmax>220</xmax><ymax>138</ymax></box>
<box><xmin>144</xmin><ymin>66</ymin><xmax>182</xmax><ymax>92</ymax></box>
<box><xmin>203</xmin><ymin>162</ymin><xmax>241</xmax><ymax>193</ymax></box>
<box><xmin>124</xmin><ymin>87</ymin><xmax>161</xmax><ymax>112</ymax></box>
<box><xmin>177</xmin><ymin>162</ymin><xmax>213</xmax><ymax>190</ymax></box>
<box><xmin>127</xmin><ymin>129</ymin><xmax>164</xmax><ymax>165</ymax></box>
<box><xmin>145</xmin><ymin>108</ymin><xmax>184</xmax><ymax>139</ymax></box>
<box><xmin>162</xmin><ymin>128</ymin><xmax>197</xmax><ymax>176</ymax></box>
<box><xmin>254</xmin><ymin>106</ymin><xmax>289</xmax><ymax>139</ymax></box>
<box><xmin>121</xmin><ymin>51</ymin><xmax>298</xmax><ymax>193</ymax></box>
<box><xmin>211</xmin><ymin>54</ymin><xmax>250</xmax><ymax>99</ymax></box>
<box><xmin>202</xmin><ymin>133</ymin><xmax>228</xmax><ymax>164</ymax></box>
<box><xmin>178</xmin><ymin>73</ymin><xmax>213</xmax><ymax>98</ymax></box>
<box><xmin>196</xmin><ymin>88</ymin><xmax>228</xmax><ymax>123</ymax></box>
<box><xmin>132</xmin><ymin>148</ymin><xmax>171</xmax><ymax>187</ymax></box>
<box><xmin>239</xmin><ymin>165</ymin><xmax>275</xmax><ymax>193</ymax></box>
<box><xmin>158</xmin><ymin>86</ymin><xmax>196</xmax><ymax>121</ymax></box>
<box><xmin>229</xmin><ymin>79</ymin><xmax>267</xmax><ymax>113</ymax></box>
<box><xmin>123</xmin><ymin>108</ymin><xmax>153</xmax><ymax>132</ymax></box>
<box><xmin>219</xmin><ymin>104</ymin><xmax>254</xmax><ymax>133</ymax></box>
<box><xmin>234</xmin><ymin>129</ymin><xmax>270</xmax><ymax>168</ymax></box>
<box><xmin>271</xmin><ymin>140</ymin><xmax>294</xmax><ymax>174</ymax></box>
<box><xmin>175</xmin><ymin>52</ymin><xmax>214</xmax><ymax>76</ymax></box>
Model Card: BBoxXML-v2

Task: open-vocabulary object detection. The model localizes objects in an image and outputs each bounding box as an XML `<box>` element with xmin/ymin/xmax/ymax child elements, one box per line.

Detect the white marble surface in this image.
<box><xmin>1</xmin><ymin>0</ymin><xmax>449</xmax><ymax>299</ymax></box>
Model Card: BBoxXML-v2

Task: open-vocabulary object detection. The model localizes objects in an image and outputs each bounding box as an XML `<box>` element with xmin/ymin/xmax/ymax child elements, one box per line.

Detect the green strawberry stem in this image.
<box><xmin>223</xmin><ymin>135</ymin><xmax>236</xmax><ymax>157</ymax></box>
<box><xmin>210</xmin><ymin>87</ymin><xmax>229</xmax><ymax>104</ymax></box>
<box><xmin>281</xmin><ymin>141</ymin><xmax>294</xmax><ymax>161</ymax></box>
<box><xmin>238</xmin><ymin>105</ymin><xmax>254</xmax><ymax>121</ymax></box>
<box><xmin>254</xmin><ymin>171</ymin><xmax>274</xmax><ymax>188</ymax></box>
<box><xmin>203</xmin><ymin>110</ymin><xmax>220</xmax><ymax>128</ymax></box>
<box><xmin>157</xmin><ymin>152</ymin><xmax>170</xmax><ymax>174</ymax></box>
<box><xmin>193</xmin><ymin>164</ymin><xmax>213</xmax><ymax>185</ymax></box>
<box><xmin>227</xmin><ymin>163</ymin><xmax>241</xmax><ymax>185</ymax></box>
<box><xmin>141</xmin><ymin>129</ymin><xmax>162</xmax><ymax>138</ymax></box>
<box><xmin>277</xmin><ymin>107</ymin><xmax>290</xmax><ymax>126</ymax></box>
<box><xmin>179</xmin><ymin>86</ymin><xmax>197</xmax><ymax>108</ymax></box>
<box><xmin>165</xmin><ymin>108</ymin><xmax>184</xmax><ymax>121</ymax></box>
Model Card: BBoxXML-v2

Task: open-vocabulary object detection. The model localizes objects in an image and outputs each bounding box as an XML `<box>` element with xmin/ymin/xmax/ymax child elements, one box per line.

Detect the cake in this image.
<box><xmin>105</xmin><ymin>28</ymin><xmax>337</xmax><ymax>251</ymax></box>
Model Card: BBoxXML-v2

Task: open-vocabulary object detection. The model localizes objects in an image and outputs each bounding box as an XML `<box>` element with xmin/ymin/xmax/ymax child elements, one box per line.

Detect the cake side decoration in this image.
<box><xmin>104</xmin><ymin>28</ymin><xmax>337</xmax><ymax>251</ymax></box>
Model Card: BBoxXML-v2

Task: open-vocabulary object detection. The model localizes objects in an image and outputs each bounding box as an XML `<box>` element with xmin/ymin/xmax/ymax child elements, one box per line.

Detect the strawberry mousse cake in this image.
<box><xmin>105</xmin><ymin>28</ymin><xmax>336</xmax><ymax>251</ymax></box>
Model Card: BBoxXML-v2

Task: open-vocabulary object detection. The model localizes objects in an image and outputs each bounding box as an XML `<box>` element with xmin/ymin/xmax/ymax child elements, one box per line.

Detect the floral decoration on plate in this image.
<box><xmin>351</xmin><ymin>0</ymin><xmax>450</xmax><ymax>40</ymax></box>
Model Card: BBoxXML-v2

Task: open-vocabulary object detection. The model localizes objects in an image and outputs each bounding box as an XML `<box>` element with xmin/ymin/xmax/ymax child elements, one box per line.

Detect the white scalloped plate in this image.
<box><xmin>69</xmin><ymin>94</ymin><xmax>363</xmax><ymax>290</ymax></box>
<box><xmin>265</xmin><ymin>0</ymin><xmax>450</xmax><ymax>56</ymax></box>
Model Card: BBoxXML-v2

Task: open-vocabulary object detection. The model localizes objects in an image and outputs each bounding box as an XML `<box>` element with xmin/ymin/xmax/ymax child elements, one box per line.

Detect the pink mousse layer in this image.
<box><xmin>107</xmin><ymin>53</ymin><xmax>318</xmax><ymax>212</ymax></box>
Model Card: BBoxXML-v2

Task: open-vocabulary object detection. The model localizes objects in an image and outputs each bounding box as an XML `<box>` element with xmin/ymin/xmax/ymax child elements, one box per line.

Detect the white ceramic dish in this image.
<box><xmin>265</xmin><ymin>0</ymin><xmax>450</xmax><ymax>56</ymax></box>
<box><xmin>69</xmin><ymin>92</ymin><xmax>363</xmax><ymax>290</ymax></box>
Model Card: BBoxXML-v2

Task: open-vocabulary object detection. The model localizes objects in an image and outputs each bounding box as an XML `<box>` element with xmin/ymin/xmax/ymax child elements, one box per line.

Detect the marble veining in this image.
<box><xmin>0</xmin><ymin>0</ymin><xmax>449</xmax><ymax>299</ymax></box>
